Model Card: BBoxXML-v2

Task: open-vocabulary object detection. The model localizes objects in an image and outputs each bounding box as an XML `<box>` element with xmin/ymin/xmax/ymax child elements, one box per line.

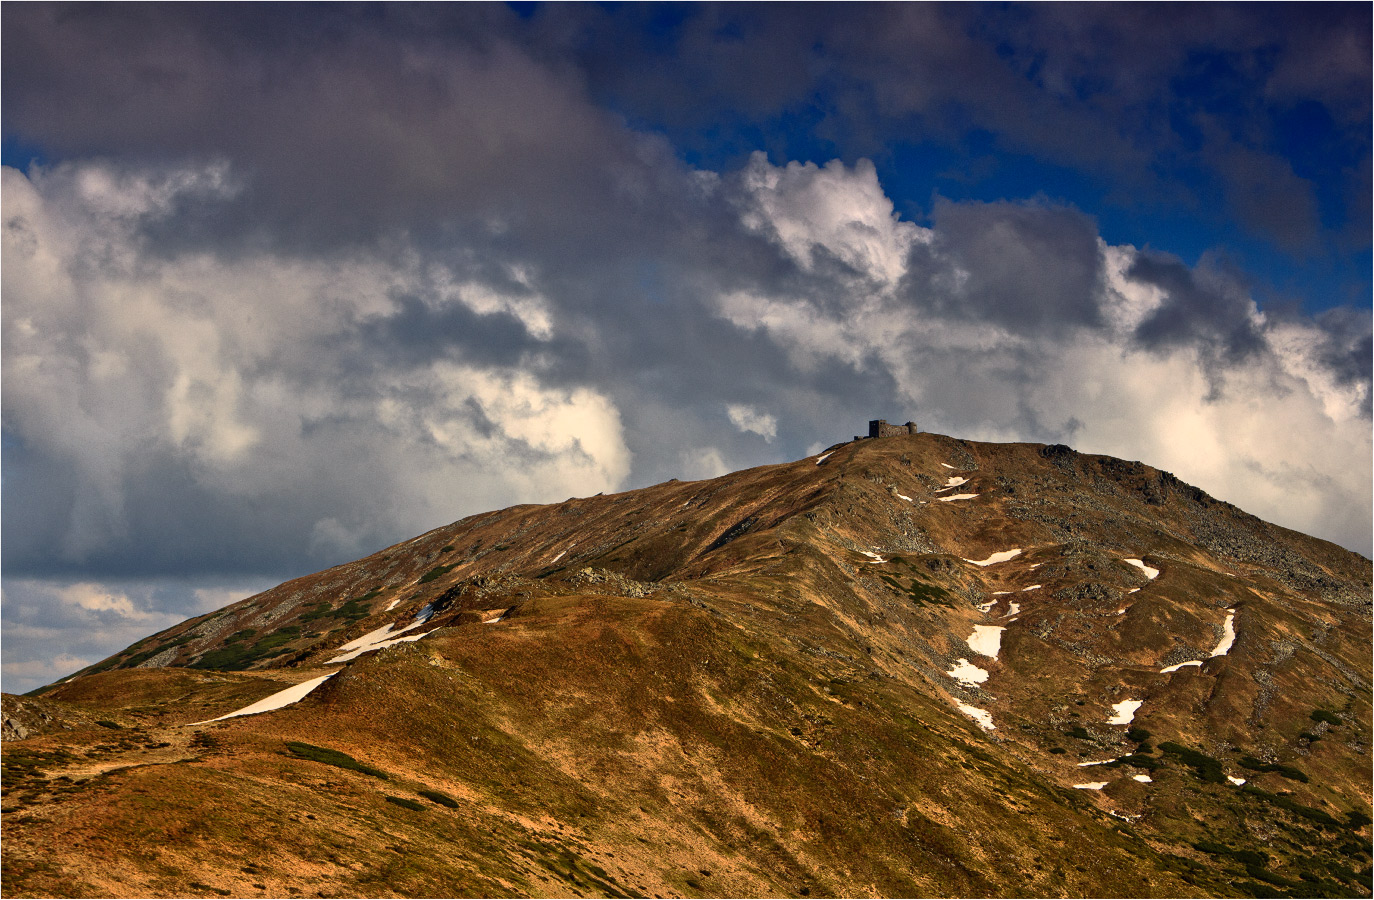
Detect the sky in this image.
<box><xmin>2</xmin><ymin>3</ymin><xmax>1370</xmax><ymax>693</ymax></box>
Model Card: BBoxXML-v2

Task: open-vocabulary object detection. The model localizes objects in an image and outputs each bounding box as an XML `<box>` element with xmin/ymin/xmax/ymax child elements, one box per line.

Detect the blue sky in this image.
<box><xmin>2</xmin><ymin>3</ymin><xmax>1370</xmax><ymax>692</ymax></box>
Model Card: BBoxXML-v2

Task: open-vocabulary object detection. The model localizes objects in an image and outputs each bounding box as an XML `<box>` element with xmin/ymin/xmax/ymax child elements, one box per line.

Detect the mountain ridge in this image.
<box><xmin>4</xmin><ymin>431</ymin><xmax>1370</xmax><ymax>898</ymax></box>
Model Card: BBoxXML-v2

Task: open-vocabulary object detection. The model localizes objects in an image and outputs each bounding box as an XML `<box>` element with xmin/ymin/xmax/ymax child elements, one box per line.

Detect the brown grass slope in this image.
<box><xmin>4</xmin><ymin>432</ymin><xmax>1370</xmax><ymax>898</ymax></box>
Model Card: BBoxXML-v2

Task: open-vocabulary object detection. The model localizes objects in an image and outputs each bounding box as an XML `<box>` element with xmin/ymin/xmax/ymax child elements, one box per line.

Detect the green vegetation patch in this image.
<box><xmin>384</xmin><ymin>795</ymin><xmax>425</xmax><ymax>811</ymax></box>
<box><xmin>418</xmin><ymin>789</ymin><xmax>459</xmax><ymax>808</ymax></box>
<box><xmin>1066</xmin><ymin>725</ymin><xmax>1092</xmax><ymax>741</ymax></box>
<box><xmin>3</xmin><ymin>748</ymin><xmax>75</xmax><ymax>780</ymax></box>
<box><xmin>1242</xmin><ymin>785</ymin><xmax>1342</xmax><ymax>828</ymax></box>
<box><xmin>1159</xmin><ymin>741</ymin><xmax>1225</xmax><ymax>784</ymax></box>
<box><xmin>877</xmin><ymin>572</ymin><xmax>954</xmax><ymax>608</ymax></box>
<box><xmin>1310</xmin><ymin>709</ymin><xmax>1342</xmax><ymax>727</ymax></box>
<box><xmin>193</xmin><ymin>626</ymin><xmax>301</xmax><ymax>670</ymax></box>
<box><xmin>283</xmin><ymin>742</ymin><xmax>388</xmax><ymax>779</ymax></box>
<box><xmin>1239</xmin><ymin>755</ymin><xmax>1310</xmax><ymax>783</ymax></box>
<box><xmin>1194</xmin><ymin>841</ymin><xmax>1269</xmax><ymax>867</ymax></box>
<box><xmin>1105</xmin><ymin>753</ymin><xmax>1160</xmax><ymax>771</ymax></box>
<box><xmin>419</xmin><ymin>564</ymin><xmax>457</xmax><ymax>584</ymax></box>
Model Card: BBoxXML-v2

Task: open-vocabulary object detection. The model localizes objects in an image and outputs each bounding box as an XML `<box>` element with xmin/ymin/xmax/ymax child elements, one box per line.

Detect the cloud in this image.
<box><xmin>0</xmin><ymin>576</ymin><xmax>274</xmax><ymax>694</ymax></box>
<box><xmin>2</xmin><ymin>162</ymin><xmax>631</xmax><ymax>579</ymax></box>
<box><xmin>726</xmin><ymin>404</ymin><xmax>778</xmax><ymax>442</ymax></box>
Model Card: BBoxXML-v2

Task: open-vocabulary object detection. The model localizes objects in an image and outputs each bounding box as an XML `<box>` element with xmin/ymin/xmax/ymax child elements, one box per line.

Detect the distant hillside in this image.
<box><xmin>4</xmin><ymin>431</ymin><xmax>1370</xmax><ymax>898</ymax></box>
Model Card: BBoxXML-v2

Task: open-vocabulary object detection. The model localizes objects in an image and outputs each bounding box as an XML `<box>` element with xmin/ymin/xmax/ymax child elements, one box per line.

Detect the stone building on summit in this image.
<box><xmin>868</xmin><ymin>419</ymin><xmax>918</xmax><ymax>438</ymax></box>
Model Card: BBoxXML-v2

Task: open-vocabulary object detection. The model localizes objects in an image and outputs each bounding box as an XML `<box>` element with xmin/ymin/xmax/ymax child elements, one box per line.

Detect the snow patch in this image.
<box><xmin>193</xmin><ymin>673</ymin><xmax>337</xmax><ymax>724</ymax></box>
<box><xmin>1160</xmin><ymin>660</ymin><xmax>1203</xmax><ymax>674</ymax></box>
<box><xmin>975</xmin><ymin>600</ymin><xmax>997</xmax><ymax>613</ymax></box>
<box><xmin>991</xmin><ymin>591</ymin><xmax>1012</xmax><ymax>596</ymax></box>
<box><xmin>1107</xmin><ymin>699</ymin><xmax>1143</xmax><ymax>725</ymax></box>
<box><xmin>327</xmin><ymin>614</ymin><xmax>433</xmax><ymax>665</ymax></box>
<box><xmin>550</xmin><ymin>550</ymin><xmax>566</xmax><ymax>564</ymax></box>
<box><xmin>895</xmin><ymin>492</ymin><xmax>913</xmax><ymax>502</ymax></box>
<box><xmin>1227</xmin><ymin>776</ymin><xmax>1247</xmax><ymax>786</ymax></box>
<box><xmin>964</xmin><ymin>549</ymin><xmax>1022</xmax><ymax>566</ymax></box>
<box><xmin>1210</xmin><ymin>612</ymin><xmax>1236</xmax><ymax>657</ymax></box>
<box><xmin>1005</xmin><ymin>602</ymin><xmax>1020</xmax><ymax>616</ymax></box>
<box><xmin>1074</xmin><ymin>782</ymin><xmax>1108</xmax><ymax>790</ymax></box>
<box><xmin>1133</xmin><ymin>774</ymin><xmax>1153</xmax><ymax>783</ymax></box>
<box><xmin>1123</xmin><ymin>558</ymin><xmax>1159</xmax><ymax>580</ymax></box>
<box><xmin>941</xmin><ymin>463</ymin><xmax>956</xmax><ymax>469</ymax></box>
<box><xmin>1127</xmin><ymin>588</ymin><xmax>1140</xmax><ymax>594</ymax></box>
<box><xmin>947</xmin><ymin>658</ymin><xmax>989</xmax><ymax>685</ymax></box>
<box><xmin>328</xmin><ymin>631</ymin><xmax>429</xmax><ymax>664</ymax></box>
<box><xmin>956</xmin><ymin>703</ymin><xmax>995</xmax><ymax>731</ymax></box>
<box><xmin>1021</xmin><ymin>584</ymin><xmax>1041</xmax><ymax>592</ymax></box>
<box><xmin>938</xmin><ymin>493</ymin><xmax>979</xmax><ymax>502</ymax></box>
<box><xmin>815</xmin><ymin>452</ymin><xmax>833</xmax><ymax>465</ymax></box>
<box><xmin>966</xmin><ymin>625</ymin><xmax>1005</xmax><ymax>659</ymax></box>
<box><xmin>1078</xmin><ymin>758</ymin><xmax>1118</xmax><ymax>767</ymax></box>
<box><xmin>385</xmin><ymin>598</ymin><xmax>401</xmax><ymax>612</ymax></box>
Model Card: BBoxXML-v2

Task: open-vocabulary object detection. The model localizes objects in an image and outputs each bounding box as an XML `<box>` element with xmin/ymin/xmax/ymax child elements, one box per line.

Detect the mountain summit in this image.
<box><xmin>4</xmin><ymin>430</ymin><xmax>1371</xmax><ymax>897</ymax></box>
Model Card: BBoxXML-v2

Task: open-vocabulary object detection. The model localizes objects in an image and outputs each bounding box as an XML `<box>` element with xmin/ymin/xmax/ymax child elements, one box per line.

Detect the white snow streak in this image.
<box><xmin>1078</xmin><ymin>758</ymin><xmax>1118</xmax><ymax>767</ymax></box>
<box><xmin>966</xmin><ymin>625</ymin><xmax>1005</xmax><ymax>659</ymax></box>
<box><xmin>1074</xmin><ymin>782</ymin><xmax>1108</xmax><ymax>790</ymax></box>
<box><xmin>1133</xmin><ymin>774</ymin><xmax>1153</xmax><ymax>783</ymax></box>
<box><xmin>1123</xmin><ymin>558</ymin><xmax>1159</xmax><ymax>580</ymax></box>
<box><xmin>1210</xmin><ymin>612</ymin><xmax>1236</xmax><ymax>657</ymax></box>
<box><xmin>895</xmin><ymin>492</ymin><xmax>913</xmax><ymax>502</ymax></box>
<box><xmin>1005</xmin><ymin>602</ymin><xmax>1020</xmax><ymax>617</ymax></box>
<box><xmin>328</xmin><ymin>631</ymin><xmax>429</xmax><ymax>664</ymax></box>
<box><xmin>1021</xmin><ymin>584</ymin><xmax>1042</xmax><ymax>592</ymax></box>
<box><xmin>1107</xmin><ymin>699</ymin><xmax>1143</xmax><ymax>725</ymax></box>
<box><xmin>956</xmin><ymin>703</ymin><xmax>996</xmax><ymax>731</ymax></box>
<box><xmin>941</xmin><ymin>463</ymin><xmax>956</xmax><ymax>469</ymax></box>
<box><xmin>947</xmin><ymin>658</ymin><xmax>990</xmax><ymax>685</ymax></box>
<box><xmin>1160</xmin><ymin>660</ymin><xmax>1203</xmax><ymax>674</ymax></box>
<box><xmin>815</xmin><ymin>452</ymin><xmax>833</xmax><ymax>465</ymax></box>
<box><xmin>327</xmin><ymin>617</ymin><xmax>432</xmax><ymax>664</ymax></box>
<box><xmin>1227</xmin><ymin>776</ymin><xmax>1247</xmax><ymax>786</ymax></box>
<box><xmin>192</xmin><ymin>673</ymin><xmax>337</xmax><ymax>724</ymax></box>
<box><xmin>550</xmin><ymin>550</ymin><xmax>566</xmax><ymax>564</ymax></box>
<box><xmin>938</xmin><ymin>493</ymin><xmax>979</xmax><ymax>502</ymax></box>
<box><xmin>963</xmin><ymin>549</ymin><xmax>1022</xmax><ymax>566</ymax></box>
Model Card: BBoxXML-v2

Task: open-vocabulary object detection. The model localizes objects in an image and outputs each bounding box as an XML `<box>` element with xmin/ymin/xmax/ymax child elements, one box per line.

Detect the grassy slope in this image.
<box><xmin>4</xmin><ymin>433</ymin><xmax>1370</xmax><ymax>897</ymax></box>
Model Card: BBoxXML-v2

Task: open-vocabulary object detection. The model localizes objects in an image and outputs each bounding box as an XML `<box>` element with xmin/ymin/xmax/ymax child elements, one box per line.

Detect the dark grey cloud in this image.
<box><xmin>541</xmin><ymin>3</ymin><xmax>1369</xmax><ymax>254</ymax></box>
<box><xmin>1127</xmin><ymin>251</ymin><xmax>1266</xmax><ymax>362</ymax></box>
<box><xmin>905</xmin><ymin>200</ymin><xmax>1106</xmax><ymax>332</ymax></box>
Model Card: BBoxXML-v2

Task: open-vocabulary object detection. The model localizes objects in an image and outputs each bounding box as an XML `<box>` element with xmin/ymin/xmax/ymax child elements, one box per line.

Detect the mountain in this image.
<box><xmin>3</xmin><ymin>430</ymin><xmax>1371</xmax><ymax>898</ymax></box>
